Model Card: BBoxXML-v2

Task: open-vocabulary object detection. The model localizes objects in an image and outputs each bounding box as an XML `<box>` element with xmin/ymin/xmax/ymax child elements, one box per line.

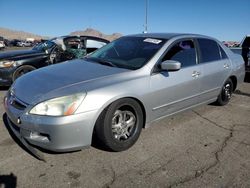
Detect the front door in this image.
<box><xmin>149</xmin><ymin>39</ymin><xmax>203</xmax><ymax>120</ymax></box>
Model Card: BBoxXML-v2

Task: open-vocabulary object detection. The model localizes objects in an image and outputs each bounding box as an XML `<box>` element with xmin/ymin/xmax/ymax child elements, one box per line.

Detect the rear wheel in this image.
<box><xmin>12</xmin><ymin>65</ymin><xmax>36</xmax><ymax>81</ymax></box>
<box><xmin>94</xmin><ymin>98</ymin><xmax>143</xmax><ymax>151</ymax></box>
<box><xmin>215</xmin><ymin>78</ymin><xmax>233</xmax><ymax>106</ymax></box>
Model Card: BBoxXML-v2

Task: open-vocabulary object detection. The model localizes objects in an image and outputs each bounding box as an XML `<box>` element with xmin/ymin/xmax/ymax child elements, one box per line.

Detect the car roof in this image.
<box><xmin>126</xmin><ymin>33</ymin><xmax>210</xmax><ymax>40</ymax></box>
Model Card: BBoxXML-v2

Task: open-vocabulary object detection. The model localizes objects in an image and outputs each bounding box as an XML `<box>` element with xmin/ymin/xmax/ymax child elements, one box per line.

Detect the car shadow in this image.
<box><xmin>234</xmin><ymin>90</ymin><xmax>250</xmax><ymax>97</ymax></box>
<box><xmin>0</xmin><ymin>173</ymin><xmax>17</xmax><ymax>188</ymax></box>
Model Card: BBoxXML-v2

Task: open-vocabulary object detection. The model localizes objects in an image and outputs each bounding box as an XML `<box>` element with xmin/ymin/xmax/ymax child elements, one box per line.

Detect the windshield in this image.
<box><xmin>32</xmin><ymin>40</ymin><xmax>56</xmax><ymax>51</ymax></box>
<box><xmin>88</xmin><ymin>37</ymin><xmax>166</xmax><ymax>70</ymax></box>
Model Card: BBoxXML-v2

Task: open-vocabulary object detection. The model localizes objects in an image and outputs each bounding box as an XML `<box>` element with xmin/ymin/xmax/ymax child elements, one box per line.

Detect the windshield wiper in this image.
<box><xmin>85</xmin><ymin>57</ymin><xmax>117</xmax><ymax>67</ymax></box>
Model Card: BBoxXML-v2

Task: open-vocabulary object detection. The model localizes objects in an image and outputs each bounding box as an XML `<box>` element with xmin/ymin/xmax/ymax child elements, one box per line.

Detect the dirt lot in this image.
<box><xmin>0</xmin><ymin>79</ymin><xmax>250</xmax><ymax>188</ymax></box>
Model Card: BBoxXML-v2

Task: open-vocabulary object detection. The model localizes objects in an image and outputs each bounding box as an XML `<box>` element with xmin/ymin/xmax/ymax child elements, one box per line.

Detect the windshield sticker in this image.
<box><xmin>143</xmin><ymin>38</ymin><xmax>162</xmax><ymax>44</ymax></box>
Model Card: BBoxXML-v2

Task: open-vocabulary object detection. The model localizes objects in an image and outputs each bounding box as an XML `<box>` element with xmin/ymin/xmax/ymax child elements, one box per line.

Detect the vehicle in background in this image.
<box><xmin>16</xmin><ymin>40</ymin><xmax>34</xmax><ymax>47</ymax></box>
<box><xmin>16</xmin><ymin>41</ymin><xmax>24</xmax><ymax>47</ymax></box>
<box><xmin>4</xmin><ymin>33</ymin><xmax>245</xmax><ymax>157</ymax></box>
<box><xmin>0</xmin><ymin>35</ymin><xmax>109</xmax><ymax>86</ymax></box>
<box><xmin>230</xmin><ymin>35</ymin><xmax>250</xmax><ymax>76</ymax></box>
<box><xmin>223</xmin><ymin>41</ymin><xmax>240</xmax><ymax>48</ymax></box>
<box><xmin>0</xmin><ymin>36</ymin><xmax>5</xmax><ymax>50</ymax></box>
<box><xmin>8</xmin><ymin>39</ymin><xmax>22</xmax><ymax>47</ymax></box>
<box><xmin>4</xmin><ymin>38</ymin><xmax>10</xmax><ymax>47</ymax></box>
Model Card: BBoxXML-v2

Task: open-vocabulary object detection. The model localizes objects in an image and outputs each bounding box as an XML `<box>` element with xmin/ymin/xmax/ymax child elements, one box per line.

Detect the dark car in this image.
<box><xmin>0</xmin><ymin>35</ymin><xmax>109</xmax><ymax>86</ymax></box>
<box><xmin>8</xmin><ymin>39</ymin><xmax>22</xmax><ymax>47</ymax></box>
<box><xmin>4</xmin><ymin>38</ymin><xmax>10</xmax><ymax>47</ymax></box>
<box><xmin>230</xmin><ymin>35</ymin><xmax>250</xmax><ymax>80</ymax></box>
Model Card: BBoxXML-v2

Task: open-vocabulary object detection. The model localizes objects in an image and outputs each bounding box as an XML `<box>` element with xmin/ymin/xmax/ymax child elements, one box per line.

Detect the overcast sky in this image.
<box><xmin>0</xmin><ymin>0</ymin><xmax>249</xmax><ymax>41</ymax></box>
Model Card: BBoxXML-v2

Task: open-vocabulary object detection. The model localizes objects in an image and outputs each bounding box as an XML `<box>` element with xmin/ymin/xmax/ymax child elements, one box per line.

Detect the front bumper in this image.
<box><xmin>0</xmin><ymin>67</ymin><xmax>14</xmax><ymax>86</ymax></box>
<box><xmin>4</xmin><ymin>95</ymin><xmax>98</xmax><ymax>152</ymax></box>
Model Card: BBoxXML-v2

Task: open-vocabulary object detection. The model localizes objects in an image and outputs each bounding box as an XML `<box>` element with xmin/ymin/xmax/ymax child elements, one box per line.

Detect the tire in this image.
<box><xmin>215</xmin><ymin>78</ymin><xmax>233</xmax><ymax>106</ymax></box>
<box><xmin>94</xmin><ymin>98</ymin><xmax>144</xmax><ymax>151</ymax></box>
<box><xmin>12</xmin><ymin>65</ymin><xmax>36</xmax><ymax>81</ymax></box>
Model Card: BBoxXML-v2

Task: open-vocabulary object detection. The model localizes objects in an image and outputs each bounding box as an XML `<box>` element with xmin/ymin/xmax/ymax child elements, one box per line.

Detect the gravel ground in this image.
<box><xmin>0</xmin><ymin>78</ymin><xmax>249</xmax><ymax>188</ymax></box>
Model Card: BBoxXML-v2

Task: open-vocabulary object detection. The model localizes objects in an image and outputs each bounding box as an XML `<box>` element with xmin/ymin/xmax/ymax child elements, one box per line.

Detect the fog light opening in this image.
<box><xmin>17</xmin><ymin>117</ymin><xmax>21</xmax><ymax>124</ymax></box>
<box><xmin>30</xmin><ymin>132</ymin><xmax>50</xmax><ymax>141</ymax></box>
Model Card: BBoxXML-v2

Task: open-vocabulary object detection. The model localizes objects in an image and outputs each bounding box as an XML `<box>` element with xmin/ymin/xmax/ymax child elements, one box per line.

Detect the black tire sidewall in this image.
<box><xmin>216</xmin><ymin>78</ymin><xmax>233</xmax><ymax>106</ymax></box>
<box><xmin>97</xmin><ymin>98</ymin><xmax>143</xmax><ymax>151</ymax></box>
<box><xmin>12</xmin><ymin>65</ymin><xmax>36</xmax><ymax>81</ymax></box>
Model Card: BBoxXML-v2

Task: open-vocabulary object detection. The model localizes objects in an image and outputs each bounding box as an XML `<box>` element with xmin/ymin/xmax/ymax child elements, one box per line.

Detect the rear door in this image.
<box><xmin>197</xmin><ymin>38</ymin><xmax>231</xmax><ymax>101</ymax></box>
<box><xmin>149</xmin><ymin>39</ymin><xmax>203</xmax><ymax>120</ymax></box>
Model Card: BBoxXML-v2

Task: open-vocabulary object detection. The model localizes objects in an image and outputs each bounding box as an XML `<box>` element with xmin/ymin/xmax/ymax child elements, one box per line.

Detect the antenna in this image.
<box><xmin>143</xmin><ymin>0</ymin><xmax>148</xmax><ymax>33</ymax></box>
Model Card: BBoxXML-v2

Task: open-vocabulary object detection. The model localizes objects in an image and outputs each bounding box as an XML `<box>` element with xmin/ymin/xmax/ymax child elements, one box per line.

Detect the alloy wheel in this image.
<box><xmin>221</xmin><ymin>83</ymin><xmax>232</xmax><ymax>102</ymax></box>
<box><xmin>111</xmin><ymin>110</ymin><xmax>136</xmax><ymax>141</ymax></box>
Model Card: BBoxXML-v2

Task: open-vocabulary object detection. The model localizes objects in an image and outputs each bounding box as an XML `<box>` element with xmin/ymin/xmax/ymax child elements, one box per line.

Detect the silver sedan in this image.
<box><xmin>4</xmin><ymin>33</ymin><xmax>245</xmax><ymax>156</ymax></box>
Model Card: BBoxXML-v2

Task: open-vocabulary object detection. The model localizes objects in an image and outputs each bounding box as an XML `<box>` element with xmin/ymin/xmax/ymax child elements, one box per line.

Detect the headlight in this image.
<box><xmin>0</xmin><ymin>60</ymin><xmax>16</xmax><ymax>68</ymax></box>
<box><xmin>29</xmin><ymin>93</ymin><xmax>86</xmax><ymax>116</ymax></box>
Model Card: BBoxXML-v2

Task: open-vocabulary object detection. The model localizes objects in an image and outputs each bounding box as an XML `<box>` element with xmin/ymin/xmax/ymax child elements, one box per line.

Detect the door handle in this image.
<box><xmin>224</xmin><ymin>64</ymin><xmax>230</xmax><ymax>69</ymax></box>
<box><xmin>192</xmin><ymin>71</ymin><xmax>201</xmax><ymax>77</ymax></box>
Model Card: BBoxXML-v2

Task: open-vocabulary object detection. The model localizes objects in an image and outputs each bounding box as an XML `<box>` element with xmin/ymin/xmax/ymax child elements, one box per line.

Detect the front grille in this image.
<box><xmin>8</xmin><ymin>91</ymin><xmax>28</xmax><ymax>111</ymax></box>
<box><xmin>11</xmin><ymin>99</ymin><xmax>27</xmax><ymax>110</ymax></box>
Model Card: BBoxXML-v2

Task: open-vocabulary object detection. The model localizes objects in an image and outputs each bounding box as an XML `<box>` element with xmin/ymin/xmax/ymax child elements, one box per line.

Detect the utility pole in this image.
<box><xmin>143</xmin><ymin>0</ymin><xmax>148</xmax><ymax>33</ymax></box>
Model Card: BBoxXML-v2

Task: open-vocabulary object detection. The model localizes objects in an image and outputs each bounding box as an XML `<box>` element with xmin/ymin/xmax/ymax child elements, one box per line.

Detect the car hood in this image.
<box><xmin>0</xmin><ymin>49</ymin><xmax>44</xmax><ymax>60</ymax></box>
<box><xmin>12</xmin><ymin>59</ymin><xmax>129</xmax><ymax>104</ymax></box>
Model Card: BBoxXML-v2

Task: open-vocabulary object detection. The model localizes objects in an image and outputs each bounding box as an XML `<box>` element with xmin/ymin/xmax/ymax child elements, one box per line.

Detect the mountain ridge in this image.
<box><xmin>0</xmin><ymin>27</ymin><xmax>45</xmax><ymax>40</ymax></box>
<box><xmin>0</xmin><ymin>27</ymin><xmax>122</xmax><ymax>41</ymax></box>
<box><xmin>70</xmin><ymin>28</ymin><xmax>122</xmax><ymax>41</ymax></box>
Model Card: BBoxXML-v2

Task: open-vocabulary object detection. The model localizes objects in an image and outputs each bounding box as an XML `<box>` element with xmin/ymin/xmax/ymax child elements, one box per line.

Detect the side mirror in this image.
<box><xmin>160</xmin><ymin>60</ymin><xmax>181</xmax><ymax>71</ymax></box>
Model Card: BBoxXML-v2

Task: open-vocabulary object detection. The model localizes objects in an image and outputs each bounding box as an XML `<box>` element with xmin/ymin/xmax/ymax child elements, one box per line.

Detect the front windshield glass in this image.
<box><xmin>88</xmin><ymin>37</ymin><xmax>166</xmax><ymax>70</ymax></box>
<box><xmin>32</xmin><ymin>40</ymin><xmax>55</xmax><ymax>51</ymax></box>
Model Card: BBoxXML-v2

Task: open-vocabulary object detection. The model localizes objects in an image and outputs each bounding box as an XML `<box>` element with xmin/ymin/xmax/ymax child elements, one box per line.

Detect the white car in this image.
<box><xmin>0</xmin><ymin>37</ymin><xmax>5</xmax><ymax>50</ymax></box>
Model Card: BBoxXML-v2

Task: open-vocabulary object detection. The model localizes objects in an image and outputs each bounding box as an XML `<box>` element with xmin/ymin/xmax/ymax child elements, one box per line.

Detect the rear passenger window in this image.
<box><xmin>219</xmin><ymin>46</ymin><xmax>228</xmax><ymax>59</ymax></box>
<box><xmin>162</xmin><ymin>40</ymin><xmax>197</xmax><ymax>68</ymax></box>
<box><xmin>198</xmin><ymin>39</ymin><xmax>221</xmax><ymax>63</ymax></box>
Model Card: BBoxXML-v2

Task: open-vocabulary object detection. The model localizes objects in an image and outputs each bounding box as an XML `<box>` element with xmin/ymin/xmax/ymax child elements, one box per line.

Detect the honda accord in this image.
<box><xmin>4</xmin><ymin>33</ymin><xmax>245</xmax><ymax>156</ymax></box>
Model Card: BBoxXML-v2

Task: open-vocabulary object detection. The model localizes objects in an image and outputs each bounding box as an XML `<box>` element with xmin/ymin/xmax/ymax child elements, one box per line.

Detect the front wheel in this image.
<box><xmin>94</xmin><ymin>98</ymin><xmax>144</xmax><ymax>151</ymax></box>
<box><xmin>12</xmin><ymin>65</ymin><xmax>36</xmax><ymax>81</ymax></box>
<box><xmin>215</xmin><ymin>78</ymin><xmax>233</xmax><ymax>106</ymax></box>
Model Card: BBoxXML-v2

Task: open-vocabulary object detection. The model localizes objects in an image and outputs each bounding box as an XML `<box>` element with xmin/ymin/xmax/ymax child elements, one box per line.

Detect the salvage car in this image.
<box><xmin>0</xmin><ymin>36</ymin><xmax>109</xmax><ymax>86</ymax></box>
<box><xmin>4</xmin><ymin>33</ymin><xmax>245</xmax><ymax>159</ymax></box>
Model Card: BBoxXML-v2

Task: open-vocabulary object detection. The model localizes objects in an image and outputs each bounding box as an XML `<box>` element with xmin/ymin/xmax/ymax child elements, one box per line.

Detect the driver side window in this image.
<box><xmin>162</xmin><ymin>40</ymin><xmax>197</xmax><ymax>68</ymax></box>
